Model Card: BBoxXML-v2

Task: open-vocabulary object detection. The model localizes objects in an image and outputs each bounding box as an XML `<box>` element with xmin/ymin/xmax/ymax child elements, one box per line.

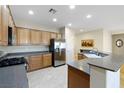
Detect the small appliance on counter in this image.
<box><xmin>49</xmin><ymin>39</ymin><xmax>66</xmax><ymax>67</ymax></box>
<box><xmin>0</xmin><ymin>57</ymin><xmax>29</xmax><ymax>88</ymax></box>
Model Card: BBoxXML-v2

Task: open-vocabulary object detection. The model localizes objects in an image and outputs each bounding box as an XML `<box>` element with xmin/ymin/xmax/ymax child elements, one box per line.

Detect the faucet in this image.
<box><xmin>92</xmin><ymin>47</ymin><xmax>99</xmax><ymax>55</ymax></box>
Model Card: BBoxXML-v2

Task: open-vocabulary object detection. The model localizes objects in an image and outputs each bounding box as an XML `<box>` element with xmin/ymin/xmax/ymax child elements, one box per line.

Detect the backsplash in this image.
<box><xmin>0</xmin><ymin>45</ymin><xmax>49</xmax><ymax>53</ymax></box>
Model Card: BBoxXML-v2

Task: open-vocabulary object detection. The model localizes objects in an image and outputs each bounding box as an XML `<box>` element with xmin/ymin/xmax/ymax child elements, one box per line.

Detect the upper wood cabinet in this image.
<box><xmin>0</xmin><ymin>5</ymin><xmax>2</xmax><ymax>42</ymax></box>
<box><xmin>0</xmin><ymin>5</ymin><xmax>9</xmax><ymax>45</ymax></box>
<box><xmin>50</xmin><ymin>32</ymin><xmax>57</xmax><ymax>39</ymax></box>
<box><xmin>8</xmin><ymin>11</ymin><xmax>14</xmax><ymax>27</ymax></box>
<box><xmin>30</xmin><ymin>30</ymin><xmax>41</xmax><ymax>44</ymax></box>
<box><xmin>41</xmin><ymin>31</ymin><xmax>50</xmax><ymax>45</ymax></box>
<box><xmin>0</xmin><ymin>5</ymin><xmax>15</xmax><ymax>46</ymax></box>
<box><xmin>57</xmin><ymin>33</ymin><xmax>62</xmax><ymax>39</ymax></box>
<box><xmin>16</xmin><ymin>28</ymin><xmax>30</xmax><ymax>45</ymax></box>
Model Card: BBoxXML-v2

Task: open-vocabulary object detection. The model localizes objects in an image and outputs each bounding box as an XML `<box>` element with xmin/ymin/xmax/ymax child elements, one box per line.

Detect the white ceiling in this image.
<box><xmin>10</xmin><ymin>5</ymin><xmax>124</xmax><ymax>32</ymax></box>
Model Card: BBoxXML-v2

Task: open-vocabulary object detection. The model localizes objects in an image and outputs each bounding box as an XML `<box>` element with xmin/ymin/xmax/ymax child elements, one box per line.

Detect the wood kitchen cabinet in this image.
<box><xmin>41</xmin><ymin>31</ymin><xmax>50</xmax><ymax>45</ymax></box>
<box><xmin>50</xmin><ymin>32</ymin><xmax>57</xmax><ymax>39</ymax></box>
<box><xmin>0</xmin><ymin>5</ymin><xmax>15</xmax><ymax>46</ymax></box>
<box><xmin>8</xmin><ymin>11</ymin><xmax>14</xmax><ymax>27</ymax></box>
<box><xmin>57</xmin><ymin>33</ymin><xmax>62</xmax><ymax>39</ymax></box>
<box><xmin>0</xmin><ymin>5</ymin><xmax>9</xmax><ymax>46</ymax></box>
<box><xmin>68</xmin><ymin>65</ymin><xmax>90</xmax><ymax>88</ymax></box>
<box><xmin>16</xmin><ymin>28</ymin><xmax>30</xmax><ymax>45</ymax></box>
<box><xmin>42</xmin><ymin>53</ymin><xmax>52</xmax><ymax>67</ymax></box>
<box><xmin>28</xmin><ymin>55</ymin><xmax>43</xmax><ymax>71</ymax></box>
<box><xmin>27</xmin><ymin>53</ymin><xmax>52</xmax><ymax>72</ymax></box>
<box><xmin>0</xmin><ymin>5</ymin><xmax>2</xmax><ymax>43</ymax></box>
<box><xmin>30</xmin><ymin>30</ymin><xmax>41</xmax><ymax>44</ymax></box>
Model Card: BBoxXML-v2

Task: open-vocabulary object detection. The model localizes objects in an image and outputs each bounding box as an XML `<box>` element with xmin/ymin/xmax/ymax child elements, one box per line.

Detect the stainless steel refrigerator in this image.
<box><xmin>49</xmin><ymin>39</ymin><xmax>66</xmax><ymax>67</ymax></box>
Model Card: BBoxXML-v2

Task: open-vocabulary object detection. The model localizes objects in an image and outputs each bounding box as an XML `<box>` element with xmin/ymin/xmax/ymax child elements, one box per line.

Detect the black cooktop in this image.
<box><xmin>0</xmin><ymin>57</ymin><xmax>27</xmax><ymax>67</ymax></box>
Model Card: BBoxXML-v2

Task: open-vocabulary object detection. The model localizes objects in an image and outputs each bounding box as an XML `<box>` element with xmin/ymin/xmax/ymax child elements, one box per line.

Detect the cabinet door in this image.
<box><xmin>42</xmin><ymin>53</ymin><xmax>52</xmax><ymax>67</ymax></box>
<box><xmin>16</xmin><ymin>28</ymin><xmax>30</xmax><ymax>45</ymax></box>
<box><xmin>28</xmin><ymin>55</ymin><xmax>43</xmax><ymax>71</ymax></box>
<box><xmin>8</xmin><ymin>12</ymin><xmax>13</xmax><ymax>27</ymax></box>
<box><xmin>0</xmin><ymin>5</ymin><xmax>2</xmax><ymax>42</ymax></box>
<box><xmin>41</xmin><ymin>31</ymin><xmax>50</xmax><ymax>45</ymax></box>
<box><xmin>57</xmin><ymin>33</ymin><xmax>62</xmax><ymax>39</ymax></box>
<box><xmin>30</xmin><ymin>30</ymin><xmax>41</xmax><ymax>44</ymax></box>
<box><xmin>50</xmin><ymin>32</ymin><xmax>57</xmax><ymax>39</ymax></box>
<box><xmin>1</xmin><ymin>5</ymin><xmax>9</xmax><ymax>45</ymax></box>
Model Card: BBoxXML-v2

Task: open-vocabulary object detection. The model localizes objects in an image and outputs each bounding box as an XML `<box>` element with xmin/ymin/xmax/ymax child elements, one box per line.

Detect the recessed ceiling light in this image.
<box><xmin>52</xmin><ymin>18</ymin><xmax>57</xmax><ymax>22</ymax></box>
<box><xmin>69</xmin><ymin>5</ymin><xmax>76</xmax><ymax>10</ymax></box>
<box><xmin>68</xmin><ymin>23</ymin><xmax>72</xmax><ymax>27</ymax></box>
<box><xmin>86</xmin><ymin>14</ymin><xmax>92</xmax><ymax>19</ymax></box>
<box><xmin>28</xmin><ymin>10</ymin><xmax>34</xmax><ymax>15</ymax></box>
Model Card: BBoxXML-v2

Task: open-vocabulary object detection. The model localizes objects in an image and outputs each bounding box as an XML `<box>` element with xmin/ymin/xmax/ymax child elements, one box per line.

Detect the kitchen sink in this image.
<box><xmin>83</xmin><ymin>53</ymin><xmax>108</xmax><ymax>58</ymax></box>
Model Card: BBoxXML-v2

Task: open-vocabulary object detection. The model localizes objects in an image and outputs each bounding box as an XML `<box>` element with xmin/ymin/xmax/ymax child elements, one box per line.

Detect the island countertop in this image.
<box><xmin>67</xmin><ymin>59</ymin><xmax>90</xmax><ymax>75</ymax></box>
<box><xmin>67</xmin><ymin>53</ymin><xmax>124</xmax><ymax>74</ymax></box>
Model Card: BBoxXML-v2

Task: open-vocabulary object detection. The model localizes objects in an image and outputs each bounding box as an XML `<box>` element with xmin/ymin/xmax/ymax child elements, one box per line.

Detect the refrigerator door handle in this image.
<box><xmin>59</xmin><ymin>48</ymin><xmax>61</xmax><ymax>56</ymax></box>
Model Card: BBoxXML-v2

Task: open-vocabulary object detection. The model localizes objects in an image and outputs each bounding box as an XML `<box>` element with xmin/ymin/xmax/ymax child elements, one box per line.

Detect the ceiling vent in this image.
<box><xmin>49</xmin><ymin>8</ymin><xmax>57</xmax><ymax>14</ymax></box>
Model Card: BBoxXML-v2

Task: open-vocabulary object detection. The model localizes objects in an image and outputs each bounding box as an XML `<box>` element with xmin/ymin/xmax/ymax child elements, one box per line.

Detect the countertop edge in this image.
<box><xmin>0</xmin><ymin>51</ymin><xmax>51</xmax><ymax>59</ymax></box>
<box><xmin>67</xmin><ymin>64</ymin><xmax>90</xmax><ymax>75</ymax></box>
<box><xmin>88</xmin><ymin>63</ymin><xmax>117</xmax><ymax>72</ymax></box>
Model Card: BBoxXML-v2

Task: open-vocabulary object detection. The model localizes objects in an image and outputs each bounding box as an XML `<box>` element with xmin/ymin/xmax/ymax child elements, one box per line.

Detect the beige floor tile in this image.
<box><xmin>27</xmin><ymin>65</ymin><xmax>67</xmax><ymax>88</ymax></box>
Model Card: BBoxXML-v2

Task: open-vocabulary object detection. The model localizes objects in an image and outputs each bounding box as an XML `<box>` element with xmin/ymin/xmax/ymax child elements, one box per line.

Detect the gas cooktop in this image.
<box><xmin>0</xmin><ymin>57</ymin><xmax>27</xmax><ymax>67</ymax></box>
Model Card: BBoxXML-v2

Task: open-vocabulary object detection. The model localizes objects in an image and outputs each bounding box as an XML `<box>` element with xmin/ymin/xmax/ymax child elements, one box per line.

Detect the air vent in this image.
<box><xmin>49</xmin><ymin>8</ymin><xmax>57</xmax><ymax>14</ymax></box>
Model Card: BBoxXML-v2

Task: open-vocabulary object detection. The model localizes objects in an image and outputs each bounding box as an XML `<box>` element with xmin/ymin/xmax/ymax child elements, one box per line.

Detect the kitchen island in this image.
<box><xmin>67</xmin><ymin>50</ymin><xmax>124</xmax><ymax>88</ymax></box>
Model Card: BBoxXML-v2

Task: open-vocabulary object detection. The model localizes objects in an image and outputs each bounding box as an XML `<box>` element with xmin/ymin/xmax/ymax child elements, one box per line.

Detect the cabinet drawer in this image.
<box><xmin>29</xmin><ymin>55</ymin><xmax>42</xmax><ymax>60</ymax></box>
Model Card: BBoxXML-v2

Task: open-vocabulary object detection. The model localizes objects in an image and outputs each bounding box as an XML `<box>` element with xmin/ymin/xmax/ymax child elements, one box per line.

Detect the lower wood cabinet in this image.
<box><xmin>42</xmin><ymin>53</ymin><xmax>52</xmax><ymax>67</ymax></box>
<box><xmin>28</xmin><ymin>53</ymin><xmax>52</xmax><ymax>72</ymax></box>
<box><xmin>121</xmin><ymin>64</ymin><xmax>124</xmax><ymax>73</ymax></box>
<box><xmin>28</xmin><ymin>55</ymin><xmax>42</xmax><ymax>71</ymax></box>
<box><xmin>68</xmin><ymin>65</ymin><xmax>90</xmax><ymax>88</ymax></box>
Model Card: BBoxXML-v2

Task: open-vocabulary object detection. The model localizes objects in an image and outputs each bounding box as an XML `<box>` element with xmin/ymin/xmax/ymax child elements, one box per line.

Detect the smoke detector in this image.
<box><xmin>49</xmin><ymin>8</ymin><xmax>57</xmax><ymax>14</ymax></box>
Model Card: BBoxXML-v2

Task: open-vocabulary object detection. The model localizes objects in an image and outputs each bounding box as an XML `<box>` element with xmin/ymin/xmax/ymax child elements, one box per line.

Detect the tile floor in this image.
<box><xmin>27</xmin><ymin>64</ymin><xmax>124</xmax><ymax>88</ymax></box>
<box><xmin>27</xmin><ymin>65</ymin><xmax>67</xmax><ymax>88</ymax></box>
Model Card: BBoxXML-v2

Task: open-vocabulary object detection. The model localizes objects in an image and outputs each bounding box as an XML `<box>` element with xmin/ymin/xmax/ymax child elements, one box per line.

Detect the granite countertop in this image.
<box><xmin>67</xmin><ymin>52</ymin><xmax>124</xmax><ymax>74</ymax></box>
<box><xmin>67</xmin><ymin>59</ymin><xmax>90</xmax><ymax>75</ymax></box>
<box><xmin>87</xmin><ymin>54</ymin><xmax>124</xmax><ymax>72</ymax></box>
<box><xmin>0</xmin><ymin>51</ymin><xmax>50</xmax><ymax>59</ymax></box>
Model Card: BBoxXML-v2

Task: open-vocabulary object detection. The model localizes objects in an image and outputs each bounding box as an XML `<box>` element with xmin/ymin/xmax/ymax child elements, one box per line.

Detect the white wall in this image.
<box><xmin>75</xmin><ymin>29</ymin><xmax>112</xmax><ymax>53</ymax></box>
<box><xmin>103</xmin><ymin>30</ymin><xmax>112</xmax><ymax>53</ymax></box>
<box><xmin>111</xmin><ymin>30</ymin><xmax>124</xmax><ymax>35</ymax></box>
<box><xmin>75</xmin><ymin>29</ymin><xmax>104</xmax><ymax>53</ymax></box>
<box><xmin>65</xmin><ymin>27</ymin><xmax>76</xmax><ymax>62</ymax></box>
